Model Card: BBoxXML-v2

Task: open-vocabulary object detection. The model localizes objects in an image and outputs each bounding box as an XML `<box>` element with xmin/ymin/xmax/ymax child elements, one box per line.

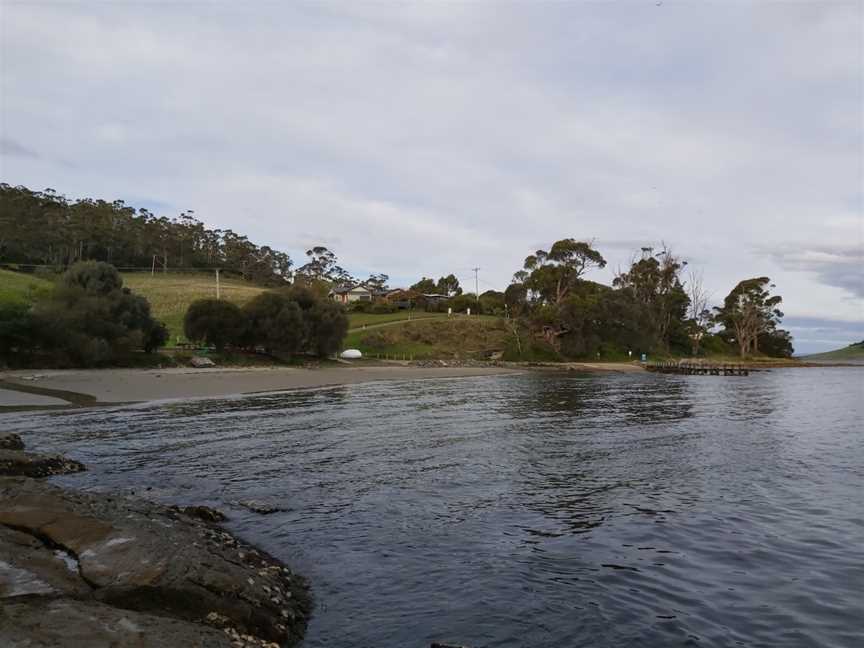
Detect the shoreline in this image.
<box><xmin>0</xmin><ymin>365</ymin><xmax>525</xmax><ymax>409</ymax></box>
<box><xmin>1</xmin><ymin>360</ymin><xmax>854</xmax><ymax>411</ymax></box>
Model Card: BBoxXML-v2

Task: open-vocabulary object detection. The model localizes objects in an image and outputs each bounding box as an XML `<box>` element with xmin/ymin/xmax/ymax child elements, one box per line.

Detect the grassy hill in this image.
<box><xmin>800</xmin><ymin>342</ymin><xmax>864</xmax><ymax>363</ymax></box>
<box><xmin>121</xmin><ymin>273</ymin><xmax>267</xmax><ymax>343</ymax></box>
<box><xmin>343</xmin><ymin>316</ymin><xmax>510</xmax><ymax>360</ymax></box>
<box><xmin>0</xmin><ymin>269</ymin><xmax>53</xmax><ymax>305</ymax></box>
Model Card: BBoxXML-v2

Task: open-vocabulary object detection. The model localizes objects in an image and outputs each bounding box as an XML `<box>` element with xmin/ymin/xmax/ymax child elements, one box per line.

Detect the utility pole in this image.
<box><xmin>215</xmin><ymin>268</ymin><xmax>221</xmax><ymax>300</ymax></box>
<box><xmin>472</xmin><ymin>266</ymin><xmax>480</xmax><ymax>302</ymax></box>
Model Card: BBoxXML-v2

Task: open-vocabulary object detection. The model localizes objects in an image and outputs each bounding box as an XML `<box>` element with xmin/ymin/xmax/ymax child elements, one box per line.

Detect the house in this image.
<box><xmin>330</xmin><ymin>285</ymin><xmax>374</xmax><ymax>304</ymax></box>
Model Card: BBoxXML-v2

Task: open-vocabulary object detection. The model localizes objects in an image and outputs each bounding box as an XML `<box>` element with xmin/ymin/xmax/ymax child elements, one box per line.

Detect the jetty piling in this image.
<box><xmin>645</xmin><ymin>361</ymin><xmax>750</xmax><ymax>376</ymax></box>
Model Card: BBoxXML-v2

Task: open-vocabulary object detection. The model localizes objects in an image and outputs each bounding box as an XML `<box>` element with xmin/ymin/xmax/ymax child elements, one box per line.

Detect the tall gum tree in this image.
<box><xmin>714</xmin><ymin>277</ymin><xmax>784</xmax><ymax>357</ymax></box>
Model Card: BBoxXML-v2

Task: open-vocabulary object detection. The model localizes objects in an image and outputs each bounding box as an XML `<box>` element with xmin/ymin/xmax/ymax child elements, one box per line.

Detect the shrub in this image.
<box><xmin>350</xmin><ymin>300</ymin><xmax>373</xmax><ymax>313</ymax></box>
<box><xmin>184</xmin><ymin>299</ymin><xmax>245</xmax><ymax>351</ymax></box>
<box><xmin>305</xmin><ymin>301</ymin><xmax>349</xmax><ymax>357</ymax></box>
<box><xmin>0</xmin><ymin>301</ymin><xmax>36</xmax><ymax>364</ymax></box>
<box><xmin>61</xmin><ymin>260</ymin><xmax>123</xmax><ymax>295</ymax></box>
<box><xmin>242</xmin><ymin>292</ymin><xmax>307</xmax><ymax>356</ymax></box>
<box><xmin>370</xmin><ymin>300</ymin><xmax>396</xmax><ymax>314</ymax></box>
<box><xmin>29</xmin><ymin>262</ymin><xmax>168</xmax><ymax>366</ymax></box>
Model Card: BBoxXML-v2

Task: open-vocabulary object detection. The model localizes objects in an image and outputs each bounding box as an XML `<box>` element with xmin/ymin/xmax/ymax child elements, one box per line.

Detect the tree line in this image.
<box><xmin>183</xmin><ymin>287</ymin><xmax>348</xmax><ymax>358</ymax></box>
<box><xmin>502</xmin><ymin>239</ymin><xmax>793</xmax><ymax>359</ymax></box>
<box><xmin>0</xmin><ymin>184</ymin><xmax>292</xmax><ymax>285</ymax></box>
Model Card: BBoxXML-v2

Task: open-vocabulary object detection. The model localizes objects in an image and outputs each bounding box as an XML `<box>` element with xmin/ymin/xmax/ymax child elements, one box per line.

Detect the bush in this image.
<box><xmin>306</xmin><ymin>301</ymin><xmax>349</xmax><ymax>357</ymax></box>
<box><xmin>28</xmin><ymin>262</ymin><xmax>168</xmax><ymax>366</ymax></box>
<box><xmin>350</xmin><ymin>300</ymin><xmax>373</xmax><ymax>313</ymax></box>
<box><xmin>0</xmin><ymin>301</ymin><xmax>37</xmax><ymax>364</ymax></box>
<box><xmin>448</xmin><ymin>294</ymin><xmax>482</xmax><ymax>314</ymax></box>
<box><xmin>242</xmin><ymin>292</ymin><xmax>307</xmax><ymax>356</ymax></box>
<box><xmin>370</xmin><ymin>300</ymin><xmax>396</xmax><ymax>314</ymax></box>
<box><xmin>184</xmin><ymin>299</ymin><xmax>245</xmax><ymax>351</ymax></box>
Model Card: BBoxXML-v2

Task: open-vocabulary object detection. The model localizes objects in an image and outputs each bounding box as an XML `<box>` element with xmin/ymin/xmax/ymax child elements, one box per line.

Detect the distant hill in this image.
<box><xmin>800</xmin><ymin>341</ymin><xmax>864</xmax><ymax>363</ymax></box>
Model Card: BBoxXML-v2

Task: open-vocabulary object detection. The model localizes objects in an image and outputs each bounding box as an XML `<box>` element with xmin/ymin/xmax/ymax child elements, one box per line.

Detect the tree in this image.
<box><xmin>504</xmin><ymin>282</ymin><xmax>528</xmax><ymax>317</ymax></box>
<box><xmin>0</xmin><ymin>184</ymin><xmax>293</xmax><ymax>284</ymax></box>
<box><xmin>436</xmin><ymin>274</ymin><xmax>462</xmax><ymax>297</ymax></box>
<box><xmin>523</xmin><ymin>239</ymin><xmax>606</xmax><ymax>305</ymax></box>
<box><xmin>31</xmin><ymin>262</ymin><xmax>168</xmax><ymax>365</ymax></box>
<box><xmin>305</xmin><ymin>301</ymin><xmax>349</xmax><ymax>357</ymax></box>
<box><xmin>184</xmin><ymin>299</ymin><xmax>245</xmax><ymax>351</ymax></box>
<box><xmin>714</xmin><ymin>277</ymin><xmax>785</xmax><ymax>357</ymax></box>
<box><xmin>365</xmin><ymin>273</ymin><xmax>389</xmax><ymax>292</ymax></box>
<box><xmin>242</xmin><ymin>292</ymin><xmax>307</xmax><ymax>356</ymax></box>
<box><xmin>613</xmin><ymin>246</ymin><xmax>689</xmax><ymax>352</ymax></box>
<box><xmin>410</xmin><ymin>277</ymin><xmax>437</xmax><ymax>293</ymax></box>
<box><xmin>62</xmin><ymin>260</ymin><xmax>123</xmax><ymax>295</ymax></box>
<box><xmin>685</xmin><ymin>269</ymin><xmax>712</xmax><ymax>356</ymax></box>
<box><xmin>0</xmin><ymin>301</ymin><xmax>36</xmax><ymax>363</ymax></box>
<box><xmin>294</xmin><ymin>246</ymin><xmax>352</xmax><ymax>284</ymax></box>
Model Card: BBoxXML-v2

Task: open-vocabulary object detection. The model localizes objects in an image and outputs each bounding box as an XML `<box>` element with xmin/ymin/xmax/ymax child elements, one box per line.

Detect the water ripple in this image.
<box><xmin>3</xmin><ymin>368</ymin><xmax>863</xmax><ymax>647</ymax></box>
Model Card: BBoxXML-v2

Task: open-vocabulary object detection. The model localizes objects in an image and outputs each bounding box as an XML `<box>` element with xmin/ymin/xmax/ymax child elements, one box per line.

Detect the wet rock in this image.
<box><xmin>170</xmin><ymin>504</ymin><xmax>229</xmax><ymax>523</ymax></box>
<box><xmin>0</xmin><ymin>477</ymin><xmax>310</xmax><ymax>646</ymax></box>
<box><xmin>0</xmin><ymin>449</ymin><xmax>85</xmax><ymax>478</ymax></box>
<box><xmin>236</xmin><ymin>500</ymin><xmax>286</xmax><ymax>515</ymax></box>
<box><xmin>0</xmin><ymin>433</ymin><xmax>24</xmax><ymax>451</ymax></box>
<box><xmin>0</xmin><ymin>525</ymin><xmax>90</xmax><ymax>598</ymax></box>
<box><xmin>0</xmin><ymin>598</ymin><xmax>234</xmax><ymax>647</ymax></box>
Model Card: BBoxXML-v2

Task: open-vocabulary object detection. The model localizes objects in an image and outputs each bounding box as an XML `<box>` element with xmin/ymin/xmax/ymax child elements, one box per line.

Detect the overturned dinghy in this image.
<box><xmin>340</xmin><ymin>349</ymin><xmax>362</xmax><ymax>359</ymax></box>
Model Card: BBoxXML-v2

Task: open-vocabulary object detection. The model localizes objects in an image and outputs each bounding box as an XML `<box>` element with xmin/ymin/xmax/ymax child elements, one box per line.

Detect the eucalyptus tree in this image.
<box><xmin>613</xmin><ymin>246</ymin><xmax>689</xmax><ymax>352</ymax></box>
<box><xmin>714</xmin><ymin>277</ymin><xmax>785</xmax><ymax>357</ymax></box>
<box><xmin>522</xmin><ymin>239</ymin><xmax>606</xmax><ymax>305</ymax></box>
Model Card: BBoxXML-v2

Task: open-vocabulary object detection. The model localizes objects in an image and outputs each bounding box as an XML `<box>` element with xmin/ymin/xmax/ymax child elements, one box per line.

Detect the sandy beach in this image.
<box><xmin>0</xmin><ymin>365</ymin><xmax>528</xmax><ymax>408</ymax></box>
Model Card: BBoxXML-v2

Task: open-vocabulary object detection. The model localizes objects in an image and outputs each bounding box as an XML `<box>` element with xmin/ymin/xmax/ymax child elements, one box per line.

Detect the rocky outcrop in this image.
<box><xmin>1</xmin><ymin>598</ymin><xmax>235</xmax><ymax>647</ymax></box>
<box><xmin>236</xmin><ymin>500</ymin><xmax>286</xmax><ymax>515</ymax></box>
<box><xmin>170</xmin><ymin>504</ymin><xmax>229</xmax><ymax>523</ymax></box>
<box><xmin>0</xmin><ymin>433</ymin><xmax>24</xmax><ymax>451</ymax></box>
<box><xmin>0</xmin><ymin>476</ymin><xmax>310</xmax><ymax>646</ymax></box>
<box><xmin>0</xmin><ymin>449</ymin><xmax>85</xmax><ymax>478</ymax></box>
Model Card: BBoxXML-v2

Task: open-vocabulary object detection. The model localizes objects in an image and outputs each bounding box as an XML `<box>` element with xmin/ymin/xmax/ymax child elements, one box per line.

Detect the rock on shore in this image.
<box><xmin>0</xmin><ymin>434</ymin><xmax>24</xmax><ymax>451</ymax></box>
<box><xmin>0</xmin><ymin>441</ymin><xmax>310</xmax><ymax>647</ymax></box>
<box><xmin>0</xmin><ymin>449</ymin><xmax>85</xmax><ymax>478</ymax></box>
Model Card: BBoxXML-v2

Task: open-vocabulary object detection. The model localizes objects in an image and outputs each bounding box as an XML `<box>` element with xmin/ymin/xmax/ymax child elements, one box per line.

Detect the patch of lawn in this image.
<box><xmin>0</xmin><ymin>269</ymin><xmax>53</xmax><ymax>305</ymax></box>
<box><xmin>121</xmin><ymin>272</ymin><xmax>267</xmax><ymax>343</ymax></box>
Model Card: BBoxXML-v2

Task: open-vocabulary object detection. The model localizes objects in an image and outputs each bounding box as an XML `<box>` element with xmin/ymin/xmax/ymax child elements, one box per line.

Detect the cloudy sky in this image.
<box><xmin>1</xmin><ymin>1</ymin><xmax>861</xmax><ymax>352</ymax></box>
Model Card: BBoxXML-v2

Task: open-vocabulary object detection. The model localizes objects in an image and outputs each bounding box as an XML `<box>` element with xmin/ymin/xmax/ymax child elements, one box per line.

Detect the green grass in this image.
<box><xmin>121</xmin><ymin>273</ymin><xmax>267</xmax><ymax>343</ymax></box>
<box><xmin>347</xmin><ymin>310</ymin><xmax>449</xmax><ymax>329</ymax></box>
<box><xmin>800</xmin><ymin>342</ymin><xmax>864</xmax><ymax>362</ymax></box>
<box><xmin>0</xmin><ymin>269</ymin><xmax>53</xmax><ymax>305</ymax></box>
<box><xmin>344</xmin><ymin>316</ymin><xmax>511</xmax><ymax>360</ymax></box>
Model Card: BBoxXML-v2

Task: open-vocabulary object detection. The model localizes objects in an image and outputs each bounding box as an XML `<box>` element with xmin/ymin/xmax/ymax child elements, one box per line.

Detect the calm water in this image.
<box><xmin>3</xmin><ymin>368</ymin><xmax>863</xmax><ymax>647</ymax></box>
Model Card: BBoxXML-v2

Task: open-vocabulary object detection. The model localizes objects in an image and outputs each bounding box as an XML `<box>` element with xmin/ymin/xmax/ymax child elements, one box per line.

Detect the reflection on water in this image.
<box><xmin>4</xmin><ymin>368</ymin><xmax>863</xmax><ymax>648</ymax></box>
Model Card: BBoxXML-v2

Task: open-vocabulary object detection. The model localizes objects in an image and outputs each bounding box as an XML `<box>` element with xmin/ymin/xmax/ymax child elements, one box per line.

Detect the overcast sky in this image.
<box><xmin>1</xmin><ymin>1</ymin><xmax>862</xmax><ymax>353</ymax></box>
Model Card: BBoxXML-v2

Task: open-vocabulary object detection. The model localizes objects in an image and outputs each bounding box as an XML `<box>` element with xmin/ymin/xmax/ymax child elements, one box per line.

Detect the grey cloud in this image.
<box><xmin>0</xmin><ymin>137</ymin><xmax>39</xmax><ymax>159</ymax></box>
<box><xmin>767</xmin><ymin>245</ymin><xmax>864</xmax><ymax>299</ymax></box>
<box><xmin>782</xmin><ymin>316</ymin><xmax>864</xmax><ymax>355</ymax></box>
<box><xmin>0</xmin><ymin>2</ymin><xmax>861</xmax><ymax>322</ymax></box>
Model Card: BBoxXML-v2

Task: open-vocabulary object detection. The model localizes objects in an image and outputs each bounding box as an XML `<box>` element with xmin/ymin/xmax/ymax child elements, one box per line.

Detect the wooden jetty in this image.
<box><xmin>646</xmin><ymin>361</ymin><xmax>750</xmax><ymax>376</ymax></box>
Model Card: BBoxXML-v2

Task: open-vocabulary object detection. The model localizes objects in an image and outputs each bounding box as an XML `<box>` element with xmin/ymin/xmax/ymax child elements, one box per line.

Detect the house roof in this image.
<box><xmin>331</xmin><ymin>285</ymin><xmax>372</xmax><ymax>294</ymax></box>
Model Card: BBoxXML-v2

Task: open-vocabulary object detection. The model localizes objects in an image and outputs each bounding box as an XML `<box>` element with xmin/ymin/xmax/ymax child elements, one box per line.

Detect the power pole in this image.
<box><xmin>215</xmin><ymin>268</ymin><xmax>221</xmax><ymax>300</ymax></box>
<box><xmin>472</xmin><ymin>267</ymin><xmax>480</xmax><ymax>302</ymax></box>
